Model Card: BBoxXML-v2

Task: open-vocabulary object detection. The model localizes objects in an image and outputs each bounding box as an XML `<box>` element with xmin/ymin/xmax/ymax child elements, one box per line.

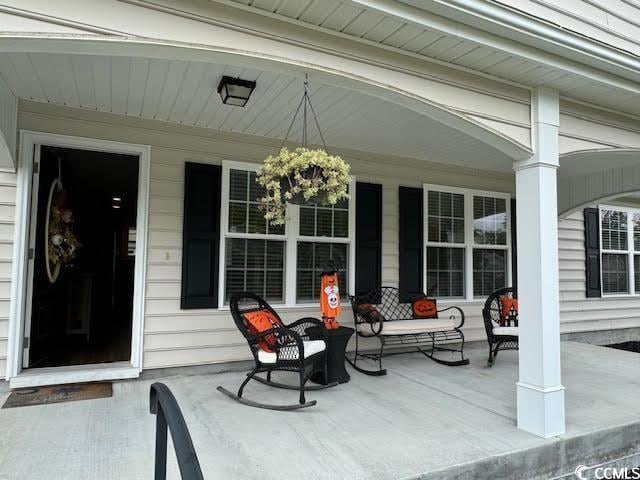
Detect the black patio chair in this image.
<box><xmin>217</xmin><ymin>292</ymin><xmax>337</xmax><ymax>410</ymax></box>
<box><xmin>483</xmin><ymin>287</ymin><xmax>518</xmax><ymax>366</ymax></box>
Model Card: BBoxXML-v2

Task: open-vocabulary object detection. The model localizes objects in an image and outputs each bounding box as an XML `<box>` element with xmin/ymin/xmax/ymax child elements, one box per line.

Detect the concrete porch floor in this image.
<box><xmin>0</xmin><ymin>341</ymin><xmax>639</xmax><ymax>479</ymax></box>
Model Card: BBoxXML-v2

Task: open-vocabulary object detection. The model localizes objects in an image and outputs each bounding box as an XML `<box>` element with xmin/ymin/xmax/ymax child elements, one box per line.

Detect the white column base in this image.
<box><xmin>516</xmin><ymin>381</ymin><xmax>565</xmax><ymax>438</ymax></box>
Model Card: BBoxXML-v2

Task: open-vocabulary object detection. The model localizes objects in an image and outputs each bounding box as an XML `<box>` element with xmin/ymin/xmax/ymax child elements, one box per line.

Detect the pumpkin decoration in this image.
<box><xmin>320</xmin><ymin>269</ymin><xmax>342</xmax><ymax>330</ymax></box>
<box><xmin>411</xmin><ymin>297</ymin><xmax>438</xmax><ymax>319</ymax></box>
<box><xmin>499</xmin><ymin>296</ymin><xmax>519</xmax><ymax>326</ymax></box>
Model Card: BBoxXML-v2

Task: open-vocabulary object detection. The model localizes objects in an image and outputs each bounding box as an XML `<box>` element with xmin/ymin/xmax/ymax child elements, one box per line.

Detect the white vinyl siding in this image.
<box><xmin>12</xmin><ymin>101</ymin><xmax>640</xmax><ymax>373</ymax></box>
<box><xmin>558</xmin><ymin>209</ymin><xmax>640</xmax><ymax>334</ymax></box>
<box><xmin>0</xmin><ymin>171</ymin><xmax>15</xmax><ymax>376</ymax></box>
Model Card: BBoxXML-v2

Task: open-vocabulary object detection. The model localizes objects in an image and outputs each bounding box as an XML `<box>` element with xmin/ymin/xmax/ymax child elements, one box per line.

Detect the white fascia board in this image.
<box><xmin>351</xmin><ymin>0</ymin><xmax>640</xmax><ymax>93</ymax></box>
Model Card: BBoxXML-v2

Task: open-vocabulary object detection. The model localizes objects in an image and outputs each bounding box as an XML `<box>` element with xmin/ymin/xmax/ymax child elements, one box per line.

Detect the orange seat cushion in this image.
<box><xmin>499</xmin><ymin>296</ymin><xmax>519</xmax><ymax>326</ymax></box>
<box><xmin>244</xmin><ymin>309</ymin><xmax>285</xmax><ymax>352</ymax></box>
<box><xmin>412</xmin><ymin>298</ymin><xmax>438</xmax><ymax>319</ymax></box>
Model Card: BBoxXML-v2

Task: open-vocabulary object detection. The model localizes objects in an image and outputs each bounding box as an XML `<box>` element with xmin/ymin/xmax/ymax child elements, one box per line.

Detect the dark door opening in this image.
<box><xmin>27</xmin><ymin>145</ymin><xmax>139</xmax><ymax>368</ymax></box>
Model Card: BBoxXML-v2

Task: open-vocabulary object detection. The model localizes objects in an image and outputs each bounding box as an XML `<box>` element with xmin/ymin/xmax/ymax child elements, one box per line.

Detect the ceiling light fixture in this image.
<box><xmin>217</xmin><ymin>76</ymin><xmax>256</xmax><ymax>107</ymax></box>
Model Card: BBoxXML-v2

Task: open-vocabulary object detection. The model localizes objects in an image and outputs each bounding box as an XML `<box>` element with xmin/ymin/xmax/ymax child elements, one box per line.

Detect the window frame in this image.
<box><xmin>219</xmin><ymin>160</ymin><xmax>356</xmax><ymax>308</ymax></box>
<box><xmin>422</xmin><ymin>183</ymin><xmax>512</xmax><ymax>302</ymax></box>
<box><xmin>599</xmin><ymin>205</ymin><xmax>639</xmax><ymax>297</ymax></box>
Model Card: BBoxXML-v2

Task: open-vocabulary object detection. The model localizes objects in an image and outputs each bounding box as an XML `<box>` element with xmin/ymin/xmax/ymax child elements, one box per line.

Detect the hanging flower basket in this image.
<box><xmin>257</xmin><ymin>147</ymin><xmax>350</xmax><ymax>226</ymax></box>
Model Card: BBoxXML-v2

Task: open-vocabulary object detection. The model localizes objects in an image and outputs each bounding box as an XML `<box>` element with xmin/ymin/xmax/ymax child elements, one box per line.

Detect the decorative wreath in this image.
<box><xmin>45</xmin><ymin>177</ymin><xmax>80</xmax><ymax>283</ymax></box>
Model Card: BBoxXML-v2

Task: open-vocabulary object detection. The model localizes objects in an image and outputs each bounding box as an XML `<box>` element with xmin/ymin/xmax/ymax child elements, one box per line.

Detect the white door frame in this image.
<box><xmin>6</xmin><ymin>131</ymin><xmax>150</xmax><ymax>384</ymax></box>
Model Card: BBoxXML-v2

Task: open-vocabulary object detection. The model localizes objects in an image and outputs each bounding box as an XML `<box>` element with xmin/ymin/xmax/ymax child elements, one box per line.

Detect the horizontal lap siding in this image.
<box><xmin>0</xmin><ymin>172</ymin><xmax>16</xmax><ymax>376</ymax></box>
<box><xmin>558</xmin><ymin>210</ymin><xmax>640</xmax><ymax>333</ymax></box>
<box><xmin>18</xmin><ymin>101</ymin><xmax>637</xmax><ymax>372</ymax></box>
<box><xmin>145</xmin><ymin>143</ymin><xmax>513</xmax><ymax>368</ymax></box>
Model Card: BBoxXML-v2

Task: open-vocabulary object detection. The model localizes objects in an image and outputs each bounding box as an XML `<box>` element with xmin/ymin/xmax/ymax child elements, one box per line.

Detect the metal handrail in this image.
<box><xmin>149</xmin><ymin>382</ymin><xmax>204</xmax><ymax>480</ymax></box>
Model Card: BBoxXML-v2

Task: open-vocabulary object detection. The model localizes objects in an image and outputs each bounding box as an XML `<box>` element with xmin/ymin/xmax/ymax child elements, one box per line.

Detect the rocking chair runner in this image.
<box><xmin>483</xmin><ymin>287</ymin><xmax>518</xmax><ymax>366</ymax></box>
<box><xmin>217</xmin><ymin>292</ymin><xmax>337</xmax><ymax>410</ymax></box>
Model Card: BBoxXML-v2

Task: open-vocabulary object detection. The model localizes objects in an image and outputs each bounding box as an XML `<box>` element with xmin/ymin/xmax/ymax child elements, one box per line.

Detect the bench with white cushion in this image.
<box><xmin>347</xmin><ymin>287</ymin><xmax>469</xmax><ymax>376</ymax></box>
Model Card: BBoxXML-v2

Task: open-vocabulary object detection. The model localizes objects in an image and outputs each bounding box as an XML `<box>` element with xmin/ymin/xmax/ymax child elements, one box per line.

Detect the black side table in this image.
<box><xmin>310</xmin><ymin>326</ymin><xmax>354</xmax><ymax>385</ymax></box>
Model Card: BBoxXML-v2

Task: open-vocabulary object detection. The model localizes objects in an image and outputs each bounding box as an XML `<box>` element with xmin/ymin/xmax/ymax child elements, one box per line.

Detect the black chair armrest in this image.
<box><xmin>438</xmin><ymin>306</ymin><xmax>465</xmax><ymax>329</ymax></box>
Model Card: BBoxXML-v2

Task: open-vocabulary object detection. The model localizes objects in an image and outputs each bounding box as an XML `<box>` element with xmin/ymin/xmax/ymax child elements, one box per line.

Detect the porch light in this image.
<box><xmin>217</xmin><ymin>76</ymin><xmax>256</xmax><ymax>107</ymax></box>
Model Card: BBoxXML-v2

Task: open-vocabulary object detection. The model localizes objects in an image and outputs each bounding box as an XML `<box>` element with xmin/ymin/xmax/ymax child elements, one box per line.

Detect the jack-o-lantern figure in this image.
<box><xmin>320</xmin><ymin>269</ymin><xmax>341</xmax><ymax>330</ymax></box>
<box><xmin>412</xmin><ymin>297</ymin><xmax>438</xmax><ymax>319</ymax></box>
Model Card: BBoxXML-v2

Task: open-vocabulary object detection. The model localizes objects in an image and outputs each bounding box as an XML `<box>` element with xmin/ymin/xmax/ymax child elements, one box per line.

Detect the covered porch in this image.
<box><xmin>1</xmin><ymin>11</ymin><xmax>640</xmax><ymax>445</ymax></box>
<box><xmin>1</xmin><ymin>341</ymin><xmax>640</xmax><ymax>479</ymax></box>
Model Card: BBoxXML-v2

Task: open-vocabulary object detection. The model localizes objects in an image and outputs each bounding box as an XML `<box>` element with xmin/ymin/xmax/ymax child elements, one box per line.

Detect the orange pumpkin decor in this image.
<box><xmin>320</xmin><ymin>270</ymin><xmax>341</xmax><ymax>330</ymax></box>
<box><xmin>412</xmin><ymin>297</ymin><xmax>438</xmax><ymax>319</ymax></box>
<box><xmin>499</xmin><ymin>296</ymin><xmax>519</xmax><ymax>326</ymax></box>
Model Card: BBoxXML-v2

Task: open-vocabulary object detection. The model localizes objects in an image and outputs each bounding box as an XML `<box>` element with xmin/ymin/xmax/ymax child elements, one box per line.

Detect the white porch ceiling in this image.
<box><xmin>0</xmin><ymin>52</ymin><xmax>514</xmax><ymax>171</ymax></box>
<box><xmin>226</xmin><ymin>0</ymin><xmax>640</xmax><ymax>116</ymax></box>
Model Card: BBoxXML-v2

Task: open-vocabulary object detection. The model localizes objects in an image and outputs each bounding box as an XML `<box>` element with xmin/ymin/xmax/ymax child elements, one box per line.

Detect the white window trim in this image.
<box><xmin>599</xmin><ymin>204</ymin><xmax>639</xmax><ymax>297</ymax></box>
<box><xmin>219</xmin><ymin>160</ymin><xmax>355</xmax><ymax>308</ymax></box>
<box><xmin>423</xmin><ymin>183</ymin><xmax>512</xmax><ymax>302</ymax></box>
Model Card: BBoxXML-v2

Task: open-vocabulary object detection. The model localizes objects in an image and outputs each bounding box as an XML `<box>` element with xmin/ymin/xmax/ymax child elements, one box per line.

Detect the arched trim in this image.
<box><xmin>558</xmin><ymin>148</ymin><xmax>640</xmax><ymax>217</ymax></box>
<box><xmin>0</xmin><ymin>35</ymin><xmax>533</xmax><ymax>161</ymax></box>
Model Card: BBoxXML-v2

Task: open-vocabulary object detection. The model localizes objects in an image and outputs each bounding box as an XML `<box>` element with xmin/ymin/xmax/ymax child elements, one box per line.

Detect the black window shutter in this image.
<box><xmin>355</xmin><ymin>182</ymin><xmax>382</xmax><ymax>295</ymax></box>
<box><xmin>511</xmin><ymin>198</ymin><xmax>518</xmax><ymax>296</ymax></box>
<box><xmin>181</xmin><ymin>162</ymin><xmax>222</xmax><ymax>309</ymax></box>
<box><xmin>399</xmin><ymin>186</ymin><xmax>423</xmax><ymax>299</ymax></box>
<box><xmin>584</xmin><ymin>207</ymin><xmax>602</xmax><ymax>298</ymax></box>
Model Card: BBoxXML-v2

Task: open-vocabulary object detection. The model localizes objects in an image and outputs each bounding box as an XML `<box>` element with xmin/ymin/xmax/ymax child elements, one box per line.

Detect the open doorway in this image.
<box><xmin>25</xmin><ymin>145</ymin><xmax>140</xmax><ymax>369</ymax></box>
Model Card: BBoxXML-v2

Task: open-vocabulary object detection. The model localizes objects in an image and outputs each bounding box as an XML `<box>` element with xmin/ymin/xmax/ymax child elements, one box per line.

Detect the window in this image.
<box><xmin>225</xmin><ymin>239</ymin><xmax>285</xmax><ymax>302</ymax></box>
<box><xmin>297</xmin><ymin>196</ymin><xmax>351</xmax><ymax>302</ymax></box>
<box><xmin>472</xmin><ymin>196</ymin><xmax>507</xmax><ymax>297</ymax></box>
<box><xmin>222</xmin><ymin>168</ymin><xmax>286</xmax><ymax>303</ymax></box>
<box><xmin>220</xmin><ymin>161</ymin><xmax>354</xmax><ymax>306</ymax></box>
<box><xmin>296</xmin><ymin>242</ymin><xmax>348</xmax><ymax>302</ymax></box>
<box><xmin>600</xmin><ymin>207</ymin><xmax>640</xmax><ymax>296</ymax></box>
<box><xmin>424</xmin><ymin>185</ymin><xmax>510</xmax><ymax>299</ymax></box>
<box><xmin>228</xmin><ymin>169</ymin><xmax>283</xmax><ymax>235</ymax></box>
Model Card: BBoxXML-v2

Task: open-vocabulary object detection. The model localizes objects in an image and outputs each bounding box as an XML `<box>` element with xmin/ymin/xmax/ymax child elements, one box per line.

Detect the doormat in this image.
<box><xmin>2</xmin><ymin>382</ymin><xmax>112</xmax><ymax>408</ymax></box>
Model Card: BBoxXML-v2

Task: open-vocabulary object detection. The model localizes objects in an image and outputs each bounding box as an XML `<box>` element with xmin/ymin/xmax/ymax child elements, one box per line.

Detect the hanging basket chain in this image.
<box><xmin>279</xmin><ymin>75</ymin><xmax>329</xmax><ymax>153</ymax></box>
<box><xmin>258</xmin><ymin>74</ymin><xmax>350</xmax><ymax>226</ymax></box>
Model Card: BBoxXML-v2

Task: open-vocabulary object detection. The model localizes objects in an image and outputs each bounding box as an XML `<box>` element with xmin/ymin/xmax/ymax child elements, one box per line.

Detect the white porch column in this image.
<box><xmin>515</xmin><ymin>87</ymin><xmax>565</xmax><ymax>438</ymax></box>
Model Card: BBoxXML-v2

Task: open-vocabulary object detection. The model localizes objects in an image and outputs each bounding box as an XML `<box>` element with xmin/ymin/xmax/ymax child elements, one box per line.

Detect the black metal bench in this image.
<box><xmin>347</xmin><ymin>287</ymin><xmax>469</xmax><ymax>376</ymax></box>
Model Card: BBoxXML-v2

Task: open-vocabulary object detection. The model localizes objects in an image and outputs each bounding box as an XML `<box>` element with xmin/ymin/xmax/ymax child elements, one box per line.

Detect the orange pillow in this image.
<box><xmin>412</xmin><ymin>298</ymin><xmax>438</xmax><ymax>319</ymax></box>
<box><xmin>499</xmin><ymin>296</ymin><xmax>518</xmax><ymax>326</ymax></box>
<box><xmin>244</xmin><ymin>309</ymin><xmax>285</xmax><ymax>352</ymax></box>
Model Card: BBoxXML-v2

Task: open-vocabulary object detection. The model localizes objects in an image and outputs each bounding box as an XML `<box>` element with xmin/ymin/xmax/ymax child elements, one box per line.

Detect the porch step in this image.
<box><xmin>417</xmin><ymin>421</ymin><xmax>640</xmax><ymax>480</ymax></box>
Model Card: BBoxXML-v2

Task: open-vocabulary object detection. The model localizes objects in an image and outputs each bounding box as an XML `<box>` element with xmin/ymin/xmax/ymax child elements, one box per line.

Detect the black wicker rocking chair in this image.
<box><xmin>483</xmin><ymin>287</ymin><xmax>518</xmax><ymax>366</ymax></box>
<box><xmin>217</xmin><ymin>292</ymin><xmax>337</xmax><ymax>410</ymax></box>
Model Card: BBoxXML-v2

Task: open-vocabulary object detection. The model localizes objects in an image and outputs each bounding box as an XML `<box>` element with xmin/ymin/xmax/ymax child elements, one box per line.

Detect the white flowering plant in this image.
<box><xmin>256</xmin><ymin>147</ymin><xmax>351</xmax><ymax>225</ymax></box>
